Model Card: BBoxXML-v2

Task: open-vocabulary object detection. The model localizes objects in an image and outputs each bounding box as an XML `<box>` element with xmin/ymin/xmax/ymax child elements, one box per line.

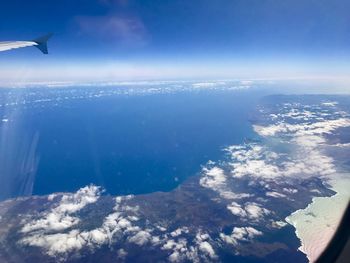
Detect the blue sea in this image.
<box><xmin>0</xmin><ymin>85</ymin><xmax>267</xmax><ymax>199</ymax></box>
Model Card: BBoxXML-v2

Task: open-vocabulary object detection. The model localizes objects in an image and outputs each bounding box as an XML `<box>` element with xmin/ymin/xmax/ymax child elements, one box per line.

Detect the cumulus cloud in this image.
<box><xmin>19</xmin><ymin>192</ymin><xmax>144</xmax><ymax>258</ymax></box>
<box><xmin>262</xmin><ymin>103</ymin><xmax>349</xmax><ymax>168</ymax></box>
<box><xmin>170</xmin><ymin>227</ymin><xmax>189</xmax><ymax>237</ymax></box>
<box><xmin>198</xmin><ymin>241</ymin><xmax>216</xmax><ymax>259</ymax></box>
<box><xmin>250</xmin><ymin>103</ymin><xmax>350</xmax><ymax>183</ymax></box>
<box><xmin>220</xmin><ymin>226</ymin><xmax>262</xmax><ymax>246</ymax></box>
<box><xmin>199</xmin><ymin>161</ymin><xmax>257</xmax><ymax>205</ymax></box>
<box><xmin>244</xmin><ymin>202</ymin><xmax>271</xmax><ymax>220</ymax></box>
<box><xmin>226</xmin><ymin>201</ymin><xmax>270</xmax><ymax>221</ymax></box>
<box><xmin>253</xmin><ymin>117</ymin><xmax>350</xmax><ymax>138</ymax></box>
<box><xmin>225</xmin><ymin>144</ymin><xmax>282</xmax><ymax>179</ymax></box>
<box><xmin>194</xmin><ymin>231</ymin><xmax>217</xmax><ymax>260</ymax></box>
<box><xmin>199</xmin><ymin>166</ymin><xmax>226</xmax><ymax>191</ymax></box>
<box><xmin>21</xmin><ymin>230</ymin><xmax>87</xmax><ymax>257</ymax></box>
<box><xmin>162</xmin><ymin>238</ymin><xmax>188</xmax><ymax>262</ymax></box>
<box><xmin>128</xmin><ymin>230</ymin><xmax>152</xmax><ymax>245</ymax></box>
<box><xmin>21</xmin><ymin>185</ymin><xmax>101</xmax><ymax>233</ymax></box>
<box><xmin>227</xmin><ymin>202</ymin><xmax>247</xmax><ymax>217</ymax></box>
<box><xmin>159</xmin><ymin>230</ymin><xmax>217</xmax><ymax>262</ymax></box>
<box><xmin>21</xmin><ymin>187</ymin><xmax>218</xmax><ymax>262</ymax></box>
<box><xmin>225</xmin><ymin>126</ymin><xmax>340</xmax><ymax>181</ymax></box>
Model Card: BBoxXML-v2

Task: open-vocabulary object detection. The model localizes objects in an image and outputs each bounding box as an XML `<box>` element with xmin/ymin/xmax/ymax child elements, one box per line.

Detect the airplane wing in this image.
<box><xmin>0</xmin><ymin>33</ymin><xmax>53</xmax><ymax>54</ymax></box>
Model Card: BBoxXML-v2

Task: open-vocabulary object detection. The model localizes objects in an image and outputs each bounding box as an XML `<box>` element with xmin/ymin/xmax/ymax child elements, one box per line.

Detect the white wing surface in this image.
<box><xmin>0</xmin><ymin>34</ymin><xmax>52</xmax><ymax>54</ymax></box>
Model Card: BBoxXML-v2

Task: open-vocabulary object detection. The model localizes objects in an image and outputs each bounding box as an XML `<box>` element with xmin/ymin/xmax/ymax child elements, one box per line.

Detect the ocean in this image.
<box><xmin>0</xmin><ymin>86</ymin><xmax>265</xmax><ymax>199</ymax></box>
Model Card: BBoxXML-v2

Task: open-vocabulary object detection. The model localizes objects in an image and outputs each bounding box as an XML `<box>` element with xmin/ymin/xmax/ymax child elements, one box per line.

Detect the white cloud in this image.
<box><xmin>199</xmin><ymin>166</ymin><xmax>226</xmax><ymax>191</ymax></box>
<box><xmin>220</xmin><ymin>226</ymin><xmax>262</xmax><ymax>246</ymax></box>
<box><xmin>170</xmin><ymin>227</ymin><xmax>189</xmax><ymax>237</ymax></box>
<box><xmin>272</xmin><ymin>221</ymin><xmax>288</xmax><ymax>228</ymax></box>
<box><xmin>21</xmin><ymin>185</ymin><xmax>101</xmax><ymax>233</ymax></box>
<box><xmin>191</xmin><ymin>81</ymin><xmax>252</xmax><ymax>91</ymax></box>
<box><xmin>231</xmin><ymin>159</ymin><xmax>280</xmax><ymax>179</ymax></box>
<box><xmin>195</xmin><ymin>232</ymin><xmax>217</xmax><ymax>260</ymax></box>
<box><xmin>198</xmin><ymin>241</ymin><xmax>216</xmax><ymax>259</ymax></box>
<box><xmin>219</xmin><ymin>191</ymin><xmax>253</xmax><ymax>200</ymax></box>
<box><xmin>163</xmin><ymin>238</ymin><xmax>188</xmax><ymax>262</ymax></box>
<box><xmin>128</xmin><ymin>230</ymin><xmax>152</xmax><ymax>245</ymax></box>
<box><xmin>254</xmin><ymin>118</ymin><xmax>350</xmax><ymax>138</ymax></box>
<box><xmin>159</xmin><ymin>231</ymin><xmax>217</xmax><ymax>262</ymax></box>
<box><xmin>225</xmin><ymin>127</ymin><xmax>340</xmax><ymax>181</ymax></box>
<box><xmin>227</xmin><ymin>202</ymin><xmax>247</xmax><ymax>217</ymax></box>
<box><xmin>226</xmin><ymin>201</ymin><xmax>271</xmax><ymax>221</ymax></box>
<box><xmin>117</xmin><ymin>248</ymin><xmax>127</xmax><ymax>260</ymax></box>
<box><xmin>192</xmin><ymin>82</ymin><xmax>224</xmax><ymax>88</ymax></box>
<box><xmin>283</xmin><ymin>188</ymin><xmax>298</xmax><ymax>194</ymax></box>
<box><xmin>168</xmin><ymin>251</ymin><xmax>182</xmax><ymax>262</ymax></box>
<box><xmin>322</xmin><ymin>102</ymin><xmax>338</xmax><ymax>107</ymax></box>
<box><xmin>21</xmin><ymin>230</ymin><xmax>87</xmax><ymax>257</ymax></box>
<box><xmin>19</xmin><ymin>192</ymin><xmax>144</xmax><ymax>257</ymax></box>
<box><xmin>244</xmin><ymin>202</ymin><xmax>271</xmax><ymax>220</ymax></box>
<box><xmin>266</xmin><ymin>191</ymin><xmax>287</xmax><ymax>198</ymax></box>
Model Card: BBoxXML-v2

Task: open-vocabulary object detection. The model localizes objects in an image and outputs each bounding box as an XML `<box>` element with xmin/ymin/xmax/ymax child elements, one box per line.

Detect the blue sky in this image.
<box><xmin>0</xmin><ymin>0</ymin><xmax>350</xmax><ymax>82</ymax></box>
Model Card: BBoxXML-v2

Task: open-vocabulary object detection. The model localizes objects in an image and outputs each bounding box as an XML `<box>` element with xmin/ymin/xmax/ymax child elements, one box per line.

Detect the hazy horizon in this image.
<box><xmin>1</xmin><ymin>0</ymin><xmax>350</xmax><ymax>84</ymax></box>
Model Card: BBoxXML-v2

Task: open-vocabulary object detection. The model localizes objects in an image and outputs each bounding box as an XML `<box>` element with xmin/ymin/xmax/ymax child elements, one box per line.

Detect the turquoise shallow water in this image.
<box><xmin>0</xmin><ymin>87</ymin><xmax>266</xmax><ymax>199</ymax></box>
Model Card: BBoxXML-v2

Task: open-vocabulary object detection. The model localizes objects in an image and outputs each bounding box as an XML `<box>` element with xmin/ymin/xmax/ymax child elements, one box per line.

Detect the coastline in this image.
<box><xmin>286</xmin><ymin>173</ymin><xmax>350</xmax><ymax>262</ymax></box>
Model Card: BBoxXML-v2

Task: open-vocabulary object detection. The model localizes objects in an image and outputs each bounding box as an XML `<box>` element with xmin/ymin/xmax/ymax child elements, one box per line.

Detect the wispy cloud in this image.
<box><xmin>76</xmin><ymin>14</ymin><xmax>149</xmax><ymax>47</ymax></box>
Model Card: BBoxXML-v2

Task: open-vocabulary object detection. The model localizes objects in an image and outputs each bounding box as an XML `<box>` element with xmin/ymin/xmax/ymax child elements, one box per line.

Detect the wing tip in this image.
<box><xmin>33</xmin><ymin>33</ymin><xmax>53</xmax><ymax>54</ymax></box>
